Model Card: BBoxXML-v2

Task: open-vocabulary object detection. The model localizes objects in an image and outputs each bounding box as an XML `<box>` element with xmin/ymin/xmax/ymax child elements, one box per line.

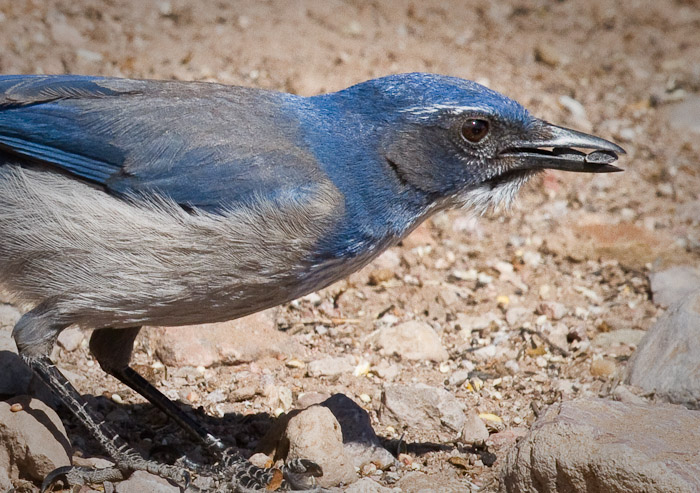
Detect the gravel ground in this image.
<box><xmin>0</xmin><ymin>0</ymin><xmax>699</xmax><ymax>491</ymax></box>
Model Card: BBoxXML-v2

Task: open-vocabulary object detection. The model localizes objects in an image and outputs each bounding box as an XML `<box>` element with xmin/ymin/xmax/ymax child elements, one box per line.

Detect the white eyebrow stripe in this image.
<box><xmin>400</xmin><ymin>104</ymin><xmax>482</xmax><ymax>117</ymax></box>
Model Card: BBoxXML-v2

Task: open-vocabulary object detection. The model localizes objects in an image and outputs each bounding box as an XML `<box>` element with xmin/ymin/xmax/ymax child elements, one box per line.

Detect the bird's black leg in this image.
<box><xmin>12</xmin><ymin>306</ymin><xmax>188</xmax><ymax>490</ymax></box>
<box><xmin>90</xmin><ymin>327</ymin><xmax>225</xmax><ymax>451</ymax></box>
<box><xmin>90</xmin><ymin>327</ymin><xmax>322</xmax><ymax>491</ymax></box>
<box><xmin>25</xmin><ymin>355</ymin><xmax>190</xmax><ymax>490</ymax></box>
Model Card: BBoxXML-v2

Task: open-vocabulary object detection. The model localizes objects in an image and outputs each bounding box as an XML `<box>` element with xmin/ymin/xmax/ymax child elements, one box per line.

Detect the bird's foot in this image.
<box><xmin>183</xmin><ymin>449</ymin><xmax>323</xmax><ymax>492</ymax></box>
<box><xmin>41</xmin><ymin>451</ymin><xmax>190</xmax><ymax>492</ymax></box>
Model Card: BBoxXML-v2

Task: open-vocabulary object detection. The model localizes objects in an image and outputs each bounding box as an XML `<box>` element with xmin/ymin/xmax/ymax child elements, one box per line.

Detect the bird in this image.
<box><xmin>0</xmin><ymin>72</ymin><xmax>623</xmax><ymax>491</ymax></box>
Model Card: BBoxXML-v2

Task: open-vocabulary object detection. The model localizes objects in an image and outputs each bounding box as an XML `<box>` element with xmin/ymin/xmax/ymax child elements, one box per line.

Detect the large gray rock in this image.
<box><xmin>649</xmin><ymin>266</ymin><xmax>700</xmax><ymax>307</ymax></box>
<box><xmin>381</xmin><ymin>384</ymin><xmax>466</xmax><ymax>442</ymax></box>
<box><xmin>500</xmin><ymin>398</ymin><xmax>700</xmax><ymax>493</ymax></box>
<box><xmin>626</xmin><ymin>291</ymin><xmax>700</xmax><ymax>408</ymax></box>
<box><xmin>0</xmin><ymin>395</ymin><xmax>72</xmax><ymax>483</ymax></box>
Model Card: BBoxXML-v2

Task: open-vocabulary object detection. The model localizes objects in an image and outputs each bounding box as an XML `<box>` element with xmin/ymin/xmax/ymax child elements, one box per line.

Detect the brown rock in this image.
<box><xmin>0</xmin><ymin>395</ymin><xmax>71</xmax><ymax>482</ymax></box>
<box><xmin>147</xmin><ymin>308</ymin><xmax>304</xmax><ymax>367</ymax></box>
<box><xmin>500</xmin><ymin>398</ymin><xmax>700</xmax><ymax>493</ymax></box>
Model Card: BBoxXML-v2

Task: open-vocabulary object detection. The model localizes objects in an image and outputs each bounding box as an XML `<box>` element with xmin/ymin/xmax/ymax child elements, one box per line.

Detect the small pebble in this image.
<box><xmin>591</xmin><ymin>358</ymin><xmax>616</xmax><ymax>377</ymax></box>
<box><xmin>10</xmin><ymin>403</ymin><xmax>23</xmax><ymax>412</ymax></box>
<box><xmin>398</xmin><ymin>453</ymin><xmax>413</xmax><ymax>466</ymax></box>
<box><xmin>354</xmin><ymin>360</ymin><xmax>371</xmax><ymax>377</ymax></box>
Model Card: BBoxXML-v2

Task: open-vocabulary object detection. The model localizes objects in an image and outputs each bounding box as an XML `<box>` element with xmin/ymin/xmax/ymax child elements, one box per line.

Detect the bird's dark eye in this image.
<box><xmin>461</xmin><ymin>119</ymin><xmax>490</xmax><ymax>143</ymax></box>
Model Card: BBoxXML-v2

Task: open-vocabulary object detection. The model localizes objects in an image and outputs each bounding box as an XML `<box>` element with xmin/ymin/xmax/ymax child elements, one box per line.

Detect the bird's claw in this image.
<box><xmin>183</xmin><ymin>450</ymin><xmax>323</xmax><ymax>492</ymax></box>
<box><xmin>41</xmin><ymin>458</ymin><xmax>190</xmax><ymax>492</ymax></box>
<box><xmin>41</xmin><ymin>465</ymin><xmax>126</xmax><ymax>492</ymax></box>
<box><xmin>282</xmin><ymin>458</ymin><xmax>323</xmax><ymax>491</ymax></box>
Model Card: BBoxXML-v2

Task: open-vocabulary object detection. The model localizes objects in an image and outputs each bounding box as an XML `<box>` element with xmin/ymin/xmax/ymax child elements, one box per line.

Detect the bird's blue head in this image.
<box><xmin>324</xmin><ymin>73</ymin><xmax>624</xmax><ymax>212</ymax></box>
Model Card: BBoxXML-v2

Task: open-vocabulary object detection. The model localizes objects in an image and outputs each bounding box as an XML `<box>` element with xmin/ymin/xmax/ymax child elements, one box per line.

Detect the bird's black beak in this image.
<box><xmin>500</xmin><ymin>120</ymin><xmax>625</xmax><ymax>173</ymax></box>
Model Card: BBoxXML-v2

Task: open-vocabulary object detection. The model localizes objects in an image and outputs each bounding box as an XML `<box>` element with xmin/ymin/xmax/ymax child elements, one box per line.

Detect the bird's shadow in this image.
<box><xmin>50</xmin><ymin>392</ymin><xmax>496</xmax><ymax>469</ymax></box>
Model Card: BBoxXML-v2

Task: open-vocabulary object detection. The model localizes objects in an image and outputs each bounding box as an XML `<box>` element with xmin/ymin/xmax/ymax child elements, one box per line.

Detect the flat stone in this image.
<box><xmin>296</xmin><ymin>391</ymin><xmax>331</xmax><ymax>409</ymax></box>
<box><xmin>114</xmin><ymin>470</ymin><xmax>179</xmax><ymax>493</ymax></box>
<box><xmin>375</xmin><ymin>321</ymin><xmax>448</xmax><ymax>362</ymax></box>
<box><xmin>147</xmin><ymin>308</ymin><xmax>305</xmax><ymax>367</ymax></box>
<box><xmin>396</xmin><ymin>471</ymin><xmax>476</xmax><ymax>493</ymax></box>
<box><xmin>626</xmin><ymin>291</ymin><xmax>700</xmax><ymax>409</ymax></box>
<box><xmin>593</xmin><ymin>329</ymin><xmax>646</xmax><ymax>348</ymax></box>
<box><xmin>307</xmin><ymin>355</ymin><xmax>355</xmax><ymax>377</ymax></box>
<box><xmin>381</xmin><ymin>384</ymin><xmax>466</xmax><ymax>442</ymax></box>
<box><xmin>649</xmin><ymin>265</ymin><xmax>700</xmax><ymax>307</ymax></box>
<box><xmin>0</xmin><ymin>395</ymin><xmax>71</xmax><ymax>482</ymax></box>
<box><xmin>501</xmin><ymin>398</ymin><xmax>700</xmax><ymax>493</ymax></box>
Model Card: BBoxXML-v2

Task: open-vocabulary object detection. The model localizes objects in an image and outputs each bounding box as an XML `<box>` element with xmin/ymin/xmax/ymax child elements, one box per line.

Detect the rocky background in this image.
<box><xmin>0</xmin><ymin>1</ymin><xmax>699</xmax><ymax>492</ymax></box>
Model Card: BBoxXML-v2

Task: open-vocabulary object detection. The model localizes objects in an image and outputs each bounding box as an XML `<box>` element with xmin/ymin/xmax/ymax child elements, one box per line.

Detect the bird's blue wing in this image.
<box><xmin>0</xmin><ymin>75</ymin><xmax>324</xmax><ymax>212</ymax></box>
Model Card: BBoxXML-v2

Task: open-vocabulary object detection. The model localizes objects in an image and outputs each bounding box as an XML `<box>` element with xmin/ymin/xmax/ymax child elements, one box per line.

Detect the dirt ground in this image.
<box><xmin>1</xmin><ymin>0</ymin><xmax>699</xmax><ymax>491</ymax></box>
